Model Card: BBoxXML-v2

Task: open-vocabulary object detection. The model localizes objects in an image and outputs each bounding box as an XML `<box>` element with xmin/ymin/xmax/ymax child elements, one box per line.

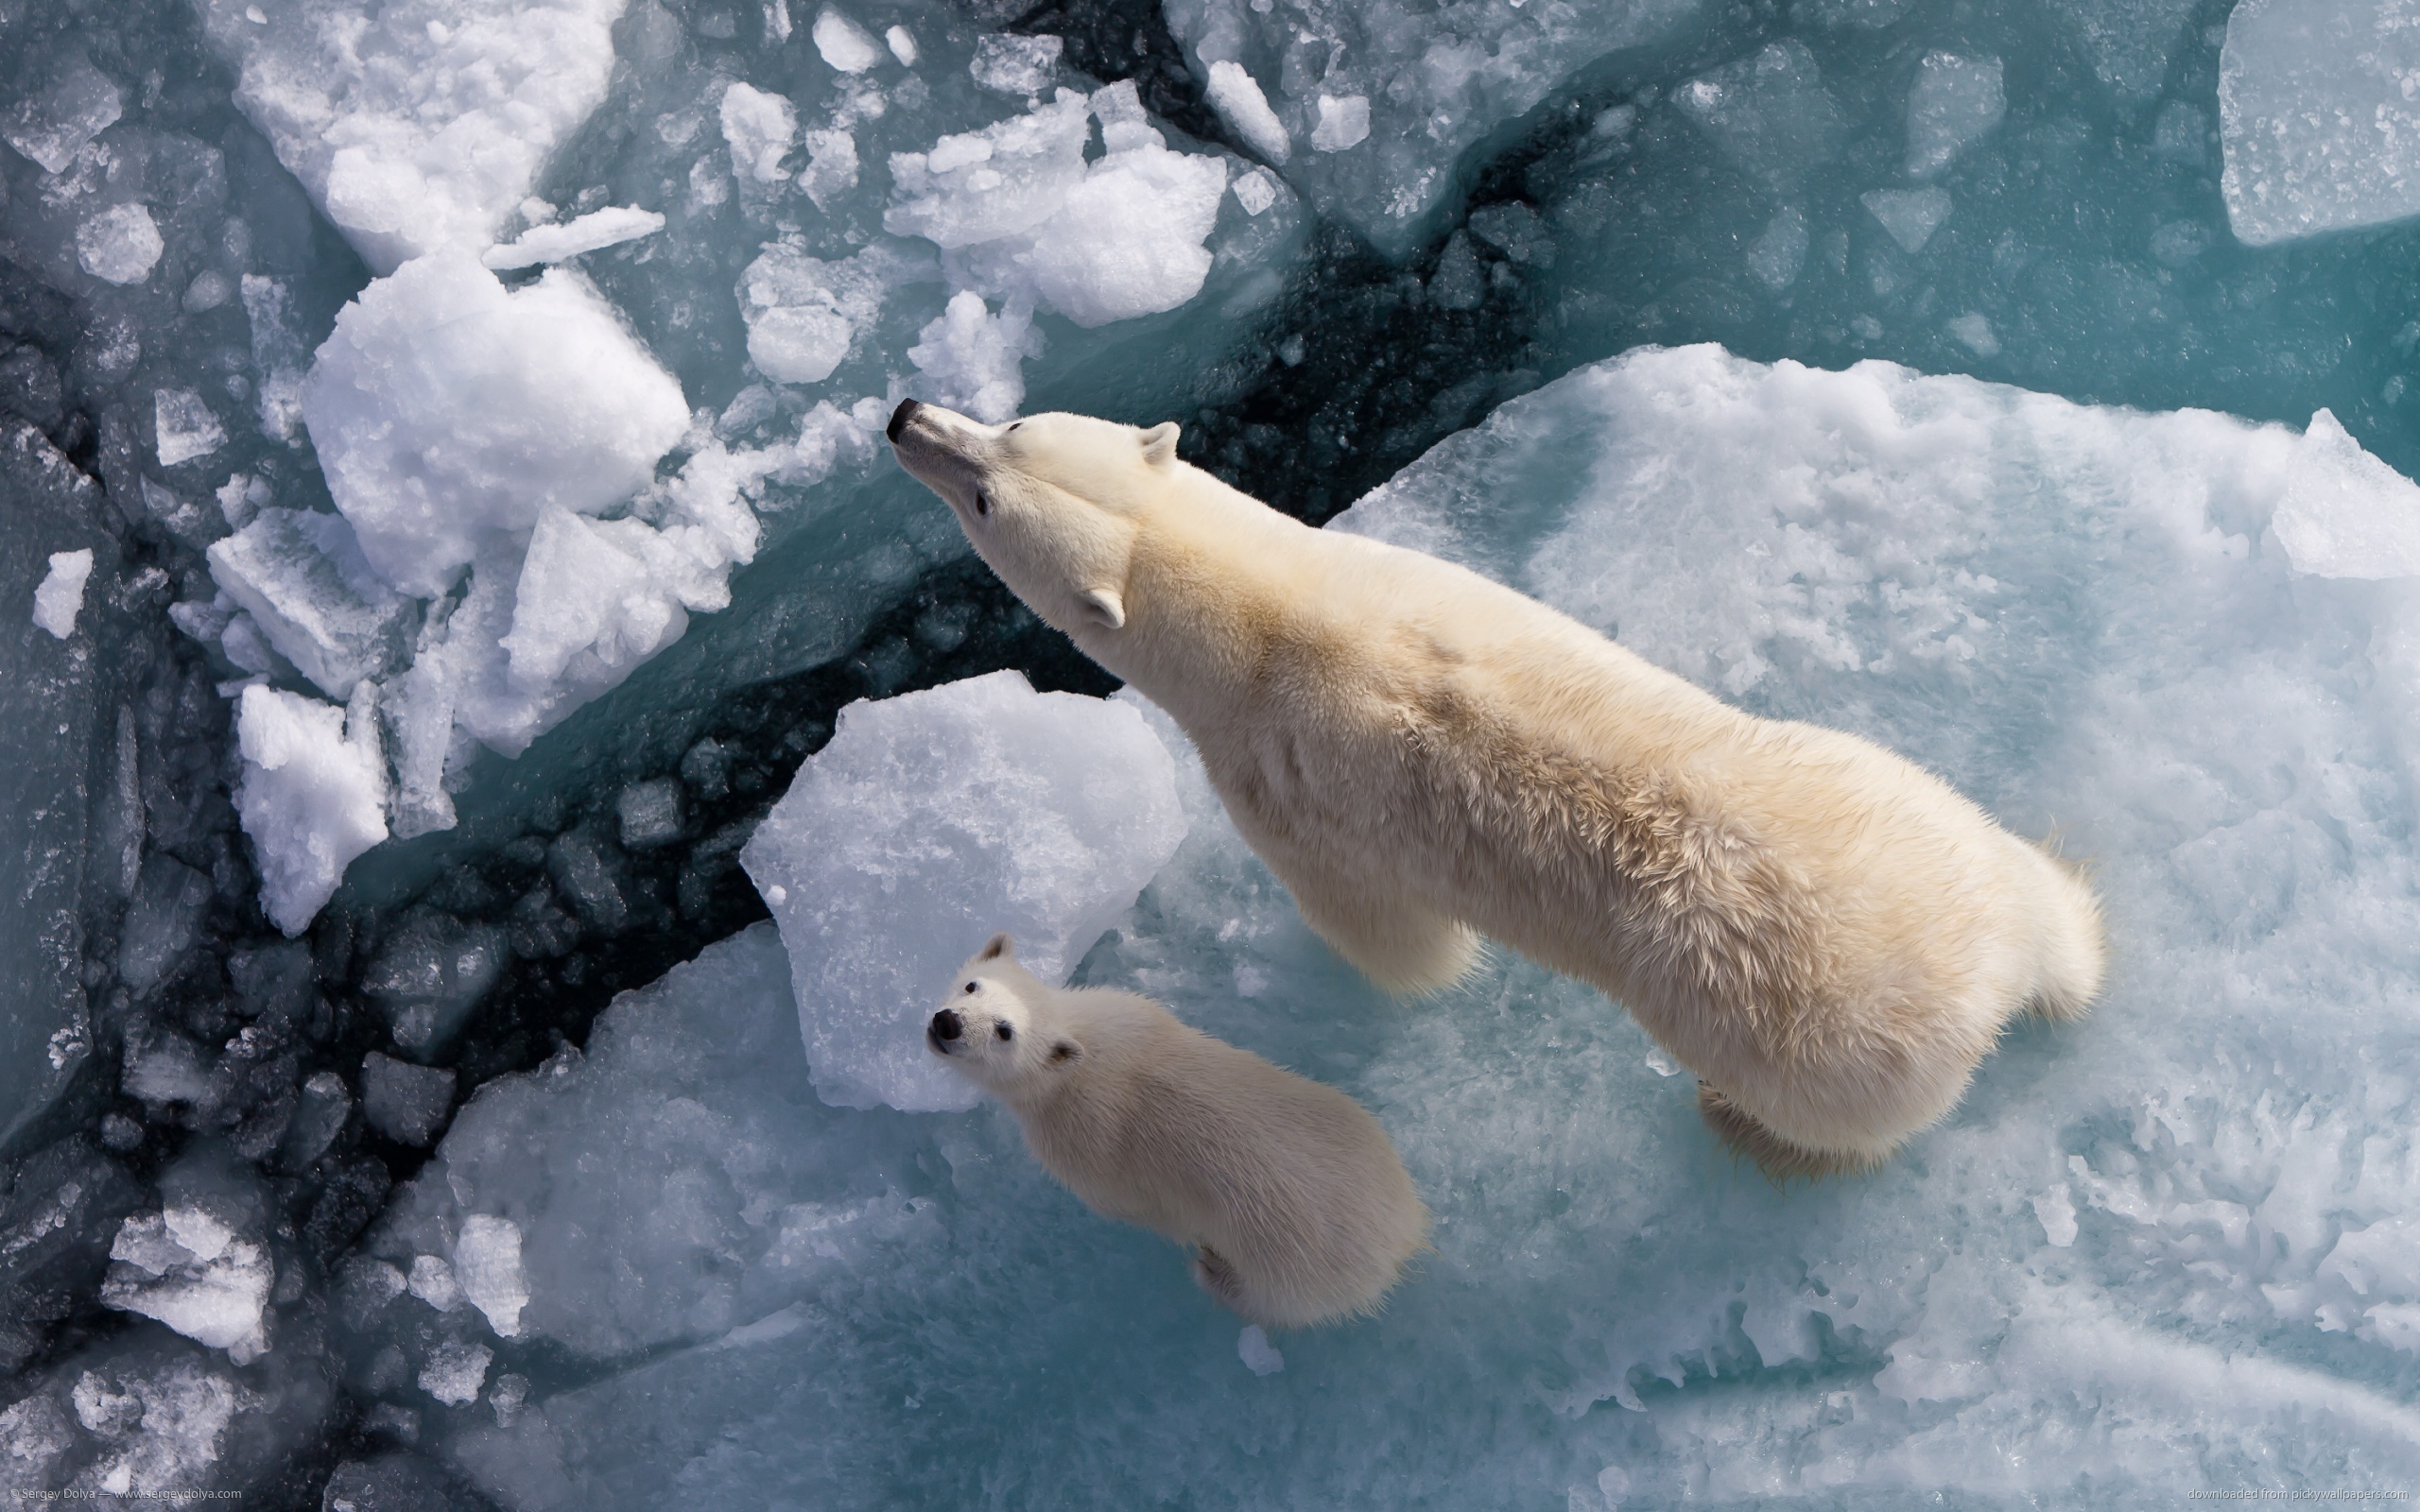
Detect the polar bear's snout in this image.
<box><xmin>927</xmin><ymin>1007</ymin><xmax>964</xmax><ymax>1053</ymax></box>
<box><xmin>887</xmin><ymin>397</ymin><xmax>920</xmax><ymax>442</ymax></box>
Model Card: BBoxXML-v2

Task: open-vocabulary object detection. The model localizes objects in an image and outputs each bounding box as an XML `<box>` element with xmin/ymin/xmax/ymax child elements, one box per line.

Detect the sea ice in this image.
<box><xmin>300</xmin><ymin>252</ymin><xmax>690</xmax><ymax>599</ymax></box>
<box><xmin>0</xmin><ymin>56</ymin><xmax>124</xmax><ymax>175</ymax></box>
<box><xmin>479</xmin><ymin>206</ymin><xmax>666</xmax><ymax>269</ymax></box>
<box><xmin>1676</xmin><ymin>42</ymin><xmax>1848</xmax><ymax>192</ymax></box>
<box><xmin>1163</xmin><ymin>0</ymin><xmax>1701</xmax><ymax>254</ymax></box>
<box><xmin>74</xmin><ymin>204</ymin><xmax>163</xmax><ymax>286</ymax></box>
<box><xmin>233</xmin><ymin>683</ymin><xmax>389</xmax><ymax>936</ymax></box>
<box><xmin>361</xmin><ymin>1054</ymin><xmax>458</xmax><ymax>1147</ymax></box>
<box><xmin>2221</xmin><ymin>0</ymin><xmax>2420</xmax><ymax>244</ymax></box>
<box><xmin>1904</xmin><ymin>52</ymin><xmax>2005</xmax><ymax>180</ymax></box>
<box><xmin>100</xmin><ymin>1209</ymin><xmax>274</xmax><ymax>1365</ymax></box>
<box><xmin>197</xmin><ymin>0</ymin><xmax>629</xmax><ymax>272</ymax></box>
<box><xmin>206</xmin><ymin>509</ymin><xmax>416</xmax><ymax>699</ymax></box>
<box><xmin>739</xmin><ymin>671</ymin><xmax>1187</xmax><ymax>1111</ymax></box>
<box><xmin>30</xmin><ymin>550</ymin><xmax>92</xmax><ymax>641</ymax></box>
<box><xmin>1862</xmin><ymin>186</ymin><xmax>1952</xmax><ymax>252</ymax></box>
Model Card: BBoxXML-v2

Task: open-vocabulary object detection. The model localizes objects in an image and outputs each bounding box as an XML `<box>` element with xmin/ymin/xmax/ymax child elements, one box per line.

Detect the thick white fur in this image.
<box><xmin>890</xmin><ymin>403</ymin><xmax>2107</xmax><ymax>1174</ymax></box>
<box><xmin>927</xmin><ymin>935</ymin><xmax>1427</xmax><ymax>1328</ymax></box>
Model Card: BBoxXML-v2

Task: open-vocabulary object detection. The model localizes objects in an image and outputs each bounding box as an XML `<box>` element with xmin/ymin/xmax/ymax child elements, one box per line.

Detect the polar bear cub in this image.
<box><xmin>927</xmin><ymin>934</ymin><xmax>1427</xmax><ymax>1329</ymax></box>
<box><xmin>890</xmin><ymin>399</ymin><xmax>2107</xmax><ymax>1178</ymax></box>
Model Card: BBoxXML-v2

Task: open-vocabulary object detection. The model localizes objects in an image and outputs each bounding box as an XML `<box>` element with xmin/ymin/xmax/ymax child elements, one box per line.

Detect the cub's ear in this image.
<box><xmin>1046</xmin><ymin>1039</ymin><xmax>1081</xmax><ymax>1067</ymax></box>
<box><xmin>1138</xmin><ymin>421</ymin><xmax>1180</xmax><ymax>467</ymax></box>
<box><xmin>1079</xmin><ymin>587</ymin><xmax>1125</xmax><ymax>630</ymax></box>
<box><xmin>978</xmin><ymin>932</ymin><xmax>1013</xmax><ymax>961</ymax></box>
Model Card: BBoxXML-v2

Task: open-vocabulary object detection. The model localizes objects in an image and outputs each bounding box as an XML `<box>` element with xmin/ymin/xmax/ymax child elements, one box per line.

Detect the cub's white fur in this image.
<box><xmin>890</xmin><ymin>401</ymin><xmax>2106</xmax><ymax>1176</ymax></box>
<box><xmin>927</xmin><ymin>935</ymin><xmax>1426</xmax><ymax>1328</ymax></box>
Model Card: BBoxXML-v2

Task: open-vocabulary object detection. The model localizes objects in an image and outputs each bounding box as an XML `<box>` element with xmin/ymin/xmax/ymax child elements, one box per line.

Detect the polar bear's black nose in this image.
<box><xmin>929</xmin><ymin>1008</ymin><xmax>962</xmax><ymax>1042</ymax></box>
<box><xmin>887</xmin><ymin>398</ymin><xmax>921</xmax><ymax>443</ymax></box>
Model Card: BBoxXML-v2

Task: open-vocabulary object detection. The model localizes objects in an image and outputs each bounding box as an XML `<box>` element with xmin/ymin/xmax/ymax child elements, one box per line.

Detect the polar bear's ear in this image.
<box><xmin>978</xmin><ymin>933</ymin><xmax>1013</xmax><ymax>961</ymax></box>
<box><xmin>1138</xmin><ymin>421</ymin><xmax>1180</xmax><ymax>467</ymax></box>
<box><xmin>1046</xmin><ymin>1039</ymin><xmax>1081</xmax><ymax>1067</ymax></box>
<box><xmin>1079</xmin><ymin>587</ymin><xmax>1126</xmax><ymax>630</ymax></box>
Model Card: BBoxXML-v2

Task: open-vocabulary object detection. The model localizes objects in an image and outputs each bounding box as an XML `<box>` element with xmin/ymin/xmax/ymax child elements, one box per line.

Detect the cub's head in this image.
<box><xmin>886</xmin><ymin>400</ymin><xmax>1182</xmax><ymax>639</ymax></box>
<box><xmin>925</xmin><ymin>933</ymin><xmax>1083</xmax><ymax>1097</ymax></box>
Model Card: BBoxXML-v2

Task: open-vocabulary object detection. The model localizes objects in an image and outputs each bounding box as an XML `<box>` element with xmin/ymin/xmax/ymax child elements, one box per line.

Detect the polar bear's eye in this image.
<box><xmin>963</xmin><ymin>982</ymin><xmax>977</xmax><ymax>994</ymax></box>
<box><xmin>972</xmin><ymin>488</ymin><xmax>992</xmax><ymax>518</ymax></box>
<box><xmin>994</xmin><ymin>1023</ymin><xmax>1012</xmax><ymax>1041</ymax></box>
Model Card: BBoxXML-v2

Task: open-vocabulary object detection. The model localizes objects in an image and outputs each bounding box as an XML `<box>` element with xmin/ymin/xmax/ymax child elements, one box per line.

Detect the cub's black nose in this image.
<box><xmin>887</xmin><ymin>398</ymin><xmax>921</xmax><ymax>443</ymax></box>
<box><xmin>929</xmin><ymin>1008</ymin><xmax>962</xmax><ymax>1042</ymax></box>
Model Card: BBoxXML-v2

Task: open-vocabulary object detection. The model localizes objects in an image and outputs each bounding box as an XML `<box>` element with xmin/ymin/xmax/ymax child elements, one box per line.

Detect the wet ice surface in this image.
<box><xmin>9</xmin><ymin>0</ymin><xmax>2420</xmax><ymax>1503</ymax></box>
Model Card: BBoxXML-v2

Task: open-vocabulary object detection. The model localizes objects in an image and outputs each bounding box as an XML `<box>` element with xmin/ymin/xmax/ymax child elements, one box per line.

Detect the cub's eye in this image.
<box><xmin>994</xmin><ymin>1023</ymin><xmax>1013</xmax><ymax>1041</ymax></box>
<box><xmin>972</xmin><ymin>488</ymin><xmax>992</xmax><ymax>518</ymax></box>
<box><xmin>963</xmin><ymin>982</ymin><xmax>977</xmax><ymax>994</ymax></box>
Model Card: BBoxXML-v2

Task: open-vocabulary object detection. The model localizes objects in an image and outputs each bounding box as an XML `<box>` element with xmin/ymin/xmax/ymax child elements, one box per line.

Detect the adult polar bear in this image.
<box><xmin>887</xmin><ymin>398</ymin><xmax>2105</xmax><ymax>1176</ymax></box>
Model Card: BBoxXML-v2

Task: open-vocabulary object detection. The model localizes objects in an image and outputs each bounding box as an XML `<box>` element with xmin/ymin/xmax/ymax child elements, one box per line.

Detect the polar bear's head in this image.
<box><xmin>926</xmin><ymin>933</ymin><xmax>1083</xmax><ymax>1097</ymax></box>
<box><xmin>887</xmin><ymin>400</ymin><xmax>1181</xmax><ymax>639</ymax></box>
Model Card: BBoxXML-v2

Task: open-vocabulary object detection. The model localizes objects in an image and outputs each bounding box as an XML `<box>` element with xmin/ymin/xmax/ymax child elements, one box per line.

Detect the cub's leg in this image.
<box><xmin>1696</xmin><ymin>1083</ymin><xmax>1881</xmax><ymax>1181</ymax></box>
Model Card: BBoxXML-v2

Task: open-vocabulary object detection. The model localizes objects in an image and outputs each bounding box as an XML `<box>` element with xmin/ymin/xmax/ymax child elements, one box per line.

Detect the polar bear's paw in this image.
<box><xmin>1696</xmin><ymin>1082</ymin><xmax>1880</xmax><ymax>1182</ymax></box>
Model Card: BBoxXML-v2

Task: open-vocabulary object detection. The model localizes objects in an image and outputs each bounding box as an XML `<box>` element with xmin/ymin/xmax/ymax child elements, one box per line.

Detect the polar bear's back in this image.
<box><xmin>1021</xmin><ymin>988</ymin><xmax>1428</xmax><ymax>1329</ymax></box>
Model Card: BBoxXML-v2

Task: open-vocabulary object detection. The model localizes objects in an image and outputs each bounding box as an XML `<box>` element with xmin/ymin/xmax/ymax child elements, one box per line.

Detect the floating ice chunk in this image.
<box><xmin>239</xmin><ymin>276</ymin><xmax>310</xmax><ymax>444</ymax></box>
<box><xmin>1236</xmin><ymin>1326</ymin><xmax>1285</xmax><ymax>1375</ymax></box>
<box><xmin>2034</xmin><ymin>1185</ymin><xmax>2079</xmax><ymax>1246</ymax></box>
<box><xmin>197</xmin><ymin>0</ymin><xmax>627</xmax><ymax>272</ymax></box>
<box><xmin>152</xmin><ymin>389</ymin><xmax>228</xmax><ymax>469</ymax></box>
<box><xmin>2221</xmin><ymin>0</ymin><xmax>2420</xmax><ymax>244</ymax></box>
<box><xmin>1904</xmin><ymin>52</ymin><xmax>2005</xmax><ymax>179</ymax></box>
<box><xmin>1232</xmin><ymin>167</ymin><xmax>1279</xmax><ymax>216</ymax></box>
<box><xmin>2050</xmin><ymin>0</ymin><xmax>2202</xmax><ymax>110</ymax></box>
<box><xmin>720</xmin><ymin>82</ymin><xmax>796</xmax><ymax>186</ymax></box>
<box><xmin>31</xmin><ymin>550</ymin><xmax>92</xmax><ymax>641</ymax></box>
<box><xmin>206</xmin><ymin>509</ymin><xmax>415</xmax><ymax>699</ymax></box>
<box><xmin>1947</xmin><ymin>311</ymin><xmax>2000</xmax><ymax>356</ymax></box>
<box><xmin>3</xmin><ymin>56</ymin><xmax>124</xmax><ymax>174</ymax></box>
<box><xmin>1677</xmin><ymin>42</ymin><xmax>1847</xmax><ymax>191</ymax></box>
<box><xmin>100</xmin><ymin>1210</ymin><xmax>273</xmax><ymax>1365</ymax></box>
<box><xmin>907</xmin><ymin>292</ymin><xmax>1032</xmax><ymax>423</ymax></box>
<box><xmin>302</xmin><ymin>251</ymin><xmax>690</xmax><ymax>598</ymax></box>
<box><xmin>408</xmin><ymin>1253</ymin><xmax>462</xmax><ymax>1311</ymax></box>
<box><xmin>1017</xmin><ymin>134</ymin><xmax>1228</xmax><ymax>327</ymax></box>
<box><xmin>362</xmin><ymin>914</ymin><xmax>508</xmax><ymax>1058</ymax></box>
<box><xmin>1747</xmin><ymin>205</ymin><xmax>1808</xmax><ymax>290</ymax></box>
<box><xmin>1206</xmin><ymin>61</ymin><xmax>1288</xmax><ymax>163</ymax></box>
<box><xmin>738</xmin><ymin>242</ymin><xmax>901</xmax><ymax>384</ymax></box>
<box><xmin>969</xmin><ymin>34</ymin><xmax>1062</xmax><ymax>95</ymax></box>
<box><xmin>480</xmin><ymin>206</ymin><xmax>666</xmax><ymax>268</ymax></box>
<box><xmin>814</xmin><ymin>9</ymin><xmax>883</xmax><ymax>74</ymax></box>
<box><xmin>886</xmin><ymin>24</ymin><xmax>918</xmax><ymax>65</ymax></box>
<box><xmin>797</xmin><ymin>129</ymin><xmax>860</xmax><ymax>210</ymax></box>
<box><xmin>2270</xmin><ymin>409</ymin><xmax>2420</xmax><ymax>578</ymax></box>
<box><xmin>616</xmin><ymin>778</ymin><xmax>683</xmax><ymax>849</ymax></box>
<box><xmin>453</xmin><ymin>1216</ymin><xmax>528</xmax><ymax>1339</ymax></box>
<box><xmin>740</xmin><ymin>670</ymin><xmax>1187</xmax><ymax>1111</ymax></box>
<box><xmin>497</xmin><ymin>507</ymin><xmax>693</xmax><ymax>696</ymax></box>
<box><xmin>116</xmin><ymin>855</ymin><xmax>216</xmax><ymax>996</ymax></box>
<box><xmin>419</xmin><ymin>1342</ymin><xmax>492</xmax><ymax>1406</ymax></box>
<box><xmin>233</xmin><ymin>683</ymin><xmax>389</xmax><ymax>935</ymax></box>
<box><xmin>75</xmin><ymin>203</ymin><xmax>164</xmax><ymax>285</ymax></box>
<box><xmin>1862</xmin><ymin>186</ymin><xmax>1952</xmax><ymax>252</ymax></box>
<box><xmin>1164</xmin><ymin>0</ymin><xmax>1699</xmax><ymax>254</ymax></box>
<box><xmin>886</xmin><ymin>95</ymin><xmax>1092</xmax><ymax>249</ymax></box>
<box><xmin>1310</xmin><ymin>94</ymin><xmax>1370</xmax><ymax>152</ymax></box>
<box><xmin>362</xmin><ymin>1053</ymin><xmax>458</xmax><ymax>1146</ymax></box>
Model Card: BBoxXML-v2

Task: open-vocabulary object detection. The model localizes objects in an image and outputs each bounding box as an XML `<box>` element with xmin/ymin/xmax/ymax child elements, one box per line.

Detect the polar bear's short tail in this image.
<box><xmin>2024</xmin><ymin>837</ymin><xmax>2106</xmax><ymax>1022</ymax></box>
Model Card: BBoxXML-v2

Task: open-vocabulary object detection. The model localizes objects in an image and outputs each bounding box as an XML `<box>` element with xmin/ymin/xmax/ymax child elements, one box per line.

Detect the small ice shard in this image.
<box><xmin>1206</xmin><ymin>61</ymin><xmax>1289</xmax><ymax>163</ymax></box>
<box><xmin>2034</xmin><ymin>1184</ymin><xmax>2079</xmax><ymax>1246</ymax></box>
<box><xmin>738</xmin><ymin>243</ymin><xmax>900</xmax><ymax>385</ymax></box>
<box><xmin>617</xmin><ymin>777</ymin><xmax>684</xmax><ymax>849</ymax></box>
<box><xmin>814</xmin><ymin>9</ymin><xmax>883</xmax><ymax>73</ymax></box>
<box><xmin>407</xmin><ymin>1253</ymin><xmax>462</xmax><ymax>1311</ymax></box>
<box><xmin>360</xmin><ymin>1052</ymin><xmax>458</xmax><ymax>1146</ymax></box>
<box><xmin>240</xmin><ymin>275</ymin><xmax>311</xmax><ymax>444</ymax></box>
<box><xmin>480</xmin><ymin>206</ymin><xmax>666</xmax><ymax>268</ymax></box>
<box><xmin>906</xmin><ymin>292</ymin><xmax>1032</xmax><ymax>424</ymax></box>
<box><xmin>1747</xmin><ymin>205</ymin><xmax>1808</xmax><ymax>291</ymax></box>
<box><xmin>418</xmin><ymin>1341</ymin><xmax>492</xmax><ymax>1406</ymax></box>
<box><xmin>740</xmin><ymin>670</ymin><xmax>1188</xmax><ymax>1112</ymax></box>
<box><xmin>153</xmin><ymin>389</ymin><xmax>227</xmax><ymax>468</ymax></box>
<box><xmin>1677</xmin><ymin>42</ymin><xmax>1847</xmax><ymax>191</ymax></box>
<box><xmin>31</xmin><ymin>549</ymin><xmax>93</xmax><ymax>640</ymax></box>
<box><xmin>77</xmin><ymin>204</ymin><xmax>162</xmax><ymax>284</ymax></box>
<box><xmin>796</xmin><ymin>129</ymin><xmax>860</xmax><ymax>209</ymax></box>
<box><xmin>720</xmin><ymin>82</ymin><xmax>797</xmax><ymax>186</ymax></box>
<box><xmin>206</xmin><ymin>509</ymin><xmax>415</xmax><ymax>699</ymax></box>
<box><xmin>2</xmin><ymin>56</ymin><xmax>123</xmax><ymax>173</ymax></box>
<box><xmin>1862</xmin><ymin>186</ymin><xmax>1952</xmax><ymax>252</ymax></box>
<box><xmin>116</xmin><ymin>855</ymin><xmax>216</xmax><ymax>996</ymax></box>
<box><xmin>2221</xmin><ymin>0</ymin><xmax>2420</xmax><ymax>244</ymax></box>
<box><xmin>969</xmin><ymin>34</ymin><xmax>1061</xmax><ymax>94</ymax></box>
<box><xmin>885</xmin><ymin>94</ymin><xmax>1093</xmax><ymax>249</ymax></box>
<box><xmin>1310</xmin><ymin>94</ymin><xmax>1370</xmax><ymax>152</ymax></box>
<box><xmin>233</xmin><ymin>683</ymin><xmax>389</xmax><ymax>936</ymax></box>
<box><xmin>1947</xmin><ymin>312</ymin><xmax>2000</xmax><ymax>357</ymax></box>
<box><xmin>885</xmin><ymin>24</ymin><xmax>917</xmax><ymax>65</ymax></box>
<box><xmin>100</xmin><ymin>1209</ymin><xmax>274</xmax><ymax>1365</ymax></box>
<box><xmin>1904</xmin><ymin>52</ymin><xmax>2004</xmax><ymax>179</ymax></box>
<box><xmin>301</xmin><ymin>251</ymin><xmax>691</xmax><ymax>599</ymax></box>
<box><xmin>1237</xmin><ymin>1325</ymin><xmax>1286</xmax><ymax>1375</ymax></box>
<box><xmin>453</xmin><ymin>1215</ymin><xmax>529</xmax><ymax>1339</ymax></box>
<box><xmin>1233</xmin><ymin>167</ymin><xmax>1279</xmax><ymax>216</ymax></box>
<box><xmin>1016</xmin><ymin>126</ymin><xmax>1229</xmax><ymax>324</ymax></box>
<box><xmin>2269</xmin><ymin>409</ymin><xmax>2420</xmax><ymax>578</ymax></box>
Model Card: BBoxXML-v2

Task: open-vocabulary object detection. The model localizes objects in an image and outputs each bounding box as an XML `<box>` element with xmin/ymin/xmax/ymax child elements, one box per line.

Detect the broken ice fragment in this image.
<box><xmin>720</xmin><ymin>82</ymin><xmax>796</xmax><ymax>186</ymax></box>
<box><xmin>1206</xmin><ymin>61</ymin><xmax>1289</xmax><ymax>163</ymax></box>
<box><xmin>1677</xmin><ymin>42</ymin><xmax>1846</xmax><ymax>192</ymax></box>
<box><xmin>815</xmin><ymin>9</ymin><xmax>883</xmax><ymax>73</ymax></box>
<box><xmin>739</xmin><ymin>670</ymin><xmax>1187</xmax><ymax>1112</ymax></box>
<box><xmin>2221</xmin><ymin>0</ymin><xmax>2420</xmax><ymax>244</ymax></box>
<box><xmin>153</xmin><ymin>389</ymin><xmax>228</xmax><ymax>468</ymax></box>
<box><xmin>1904</xmin><ymin>53</ymin><xmax>2005</xmax><ymax>180</ymax></box>
<box><xmin>1</xmin><ymin>56</ymin><xmax>124</xmax><ymax>174</ymax></box>
<box><xmin>1747</xmin><ymin>206</ymin><xmax>1809</xmax><ymax>291</ymax></box>
<box><xmin>906</xmin><ymin>292</ymin><xmax>1031</xmax><ymax>423</ymax></box>
<box><xmin>1237</xmin><ymin>1325</ymin><xmax>1285</xmax><ymax>1375</ymax></box>
<box><xmin>206</xmin><ymin>509</ymin><xmax>415</xmax><ymax>699</ymax></box>
<box><xmin>361</xmin><ymin>914</ymin><xmax>508</xmax><ymax>1058</ymax></box>
<box><xmin>76</xmin><ymin>205</ymin><xmax>164</xmax><ymax>285</ymax></box>
<box><xmin>617</xmin><ymin>778</ymin><xmax>684</xmax><ymax>849</ymax></box>
<box><xmin>2269</xmin><ymin>409</ymin><xmax>2420</xmax><ymax>578</ymax></box>
<box><xmin>480</xmin><ymin>207</ymin><xmax>666</xmax><ymax>269</ymax></box>
<box><xmin>417</xmin><ymin>1341</ymin><xmax>491</xmax><ymax>1406</ymax></box>
<box><xmin>1862</xmin><ymin>186</ymin><xmax>1952</xmax><ymax>252</ymax></box>
<box><xmin>31</xmin><ymin>550</ymin><xmax>93</xmax><ymax>640</ymax></box>
<box><xmin>233</xmin><ymin>683</ymin><xmax>389</xmax><ymax>936</ymax></box>
<box><xmin>1310</xmin><ymin>94</ymin><xmax>1370</xmax><ymax>152</ymax></box>
<box><xmin>360</xmin><ymin>1053</ymin><xmax>457</xmax><ymax>1146</ymax></box>
<box><xmin>100</xmin><ymin>1210</ymin><xmax>274</xmax><ymax>1365</ymax></box>
<box><xmin>969</xmin><ymin>34</ymin><xmax>1060</xmax><ymax>94</ymax></box>
<box><xmin>453</xmin><ymin>1215</ymin><xmax>528</xmax><ymax>1338</ymax></box>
